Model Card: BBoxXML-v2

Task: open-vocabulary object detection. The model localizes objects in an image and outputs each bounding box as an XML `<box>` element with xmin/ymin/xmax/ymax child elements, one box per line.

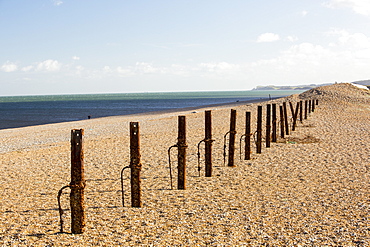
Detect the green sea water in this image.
<box><xmin>0</xmin><ymin>90</ymin><xmax>303</xmax><ymax>103</ymax></box>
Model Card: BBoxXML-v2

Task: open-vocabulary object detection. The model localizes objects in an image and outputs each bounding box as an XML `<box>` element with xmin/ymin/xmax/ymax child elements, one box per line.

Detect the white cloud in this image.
<box><xmin>301</xmin><ymin>10</ymin><xmax>308</xmax><ymax>17</ymax></box>
<box><xmin>21</xmin><ymin>66</ymin><xmax>34</xmax><ymax>72</ymax></box>
<box><xmin>250</xmin><ymin>30</ymin><xmax>370</xmax><ymax>83</ymax></box>
<box><xmin>1</xmin><ymin>61</ymin><xmax>18</xmax><ymax>72</ymax></box>
<box><xmin>327</xmin><ymin>29</ymin><xmax>370</xmax><ymax>50</ymax></box>
<box><xmin>257</xmin><ymin>33</ymin><xmax>280</xmax><ymax>43</ymax></box>
<box><xmin>286</xmin><ymin>35</ymin><xmax>299</xmax><ymax>42</ymax></box>
<box><xmin>325</xmin><ymin>0</ymin><xmax>370</xmax><ymax>16</ymax></box>
<box><xmin>199</xmin><ymin>62</ymin><xmax>241</xmax><ymax>73</ymax></box>
<box><xmin>36</xmin><ymin>59</ymin><xmax>62</xmax><ymax>72</ymax></box>
<box><xmin>72</xmin><ymin>56</ymin><xmax>80</xmax><ymax>60</ymax></box>
<box><xmin>53</xmin><ymin>0</ymin><xmax>63</xmax><ymax>6</ymax></box>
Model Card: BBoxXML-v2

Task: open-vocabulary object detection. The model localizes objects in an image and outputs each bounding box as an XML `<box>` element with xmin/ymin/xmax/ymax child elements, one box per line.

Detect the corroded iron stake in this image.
<box><xmin>130</xmin><ymin>122</ymin><xmax>142</xmax><ymax>207</ymax></box>
<box><xmin>228</xmin><ymin>109</ymin><xmax>237</xmax><ymax>167</ymax></box>
<box><xmin>272</xmin><ymin>104</ymin><xmax>277</xmax><ymax>142</ymax></box>
<box><xmin>245</xmin><ymin>111</ymin><xmax>251</xmax><ymax>160</ymax></box>
<box><xmin>292</xmin><ymin>102</ymin><xmax>299</xmax><ymax>131</ymax></box>
<box><xmin>300</xmin><ymin>101</ymin><xmax>303</xmax><ymax>123</ymax></box>
<box><xmin>312</xmin><ymin>99</ymin><xmax>315</xmax><ymax>112</ymax></box>
<box><xmin>205</xmin><ymin>110</ymin><xmax>212</xmax><ymax>177</ymax></box>
<box><xmin>177</xmin><ymin>116</ymin><xmax>187</xmax><ymax>189</ymax></box>
<box><xmin>70</xmin><ymin>129</ymin><xmax>86</xmax><ymax>234</ymax></box>
<box><xmin>283</xmin><ymin>102</ymin><xmax>289</xmax><ymax>135</ymax></box>
<box><xmin>256</xmin><ymin>106</ymin><xmax>262</xmax><ymax>154</ymax></box>
<box><xmin>304</xmin><ymin>100</ymin><xmax>308</xmax><ymax>119</ymax></box>
<box><xmin>289</xmin><ymin>102</ymin><xmax>295</xmax><ymax>119</ymax></box>
<box><xmin>266</xmin><ymin>104</ymin><xmax>271</xmax><ymax>148</ymax></box>
<box><xmin>279</xmin><ymin>105</ymin><xmax>285</xmax><ymax>138</ymax></box>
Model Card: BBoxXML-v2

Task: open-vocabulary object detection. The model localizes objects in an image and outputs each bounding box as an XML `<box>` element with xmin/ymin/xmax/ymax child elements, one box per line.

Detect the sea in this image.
<box><xmin>0</xmin><ymin>90</ymin><xmax>302</xmax><ymax>130</ymax></box>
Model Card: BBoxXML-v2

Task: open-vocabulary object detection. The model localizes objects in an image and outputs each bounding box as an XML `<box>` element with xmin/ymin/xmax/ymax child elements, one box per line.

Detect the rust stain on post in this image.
<box><xmin>228</xmin><ymin>109</ymin><xmax>237</xmax><ymax>167</ymax></box>
<box><xmin>205</xmin><ymin>110</ymin><xmax>212</xmax><ymax>177</ymax></box>
<box><xmin>283</xmin><ymin>102</ymin><xmax>289</xmax><ymax>135</ymax></box>
<box><xmin>256</xmin><ymin>106</ymin><xmax>262</xmax><ymax>154</ymax></box>
<box><xmin>279</xmin><ymin>105</ymin><xmax>285</xmax><ymax>138</ymax></box>
<box><xmin>130</xmin><ymin>122</ymin><xmax>142</xmax><ymax>207</ymax></box>
<box><xmin>272</xmin><ymin>104</ymin><xmax>277</xmax><ymax>143</ymax></box>
<box><xmin>266</xmin><ymin>104</ymin><xmax>271</xmax><ymax>148</ymax></box>
<box><xmin>177</xmin><ymin>116</ymin><xmax>187</xmax><ymax>189</ymax></box>
<box><xmin>70</xmin><ymin>129</ymin><xmax>86</xmax><ymax>234</ymax></box>
<box><xmin>245</xmin><ymin>111</ymin><xmax>251</xmax><ymax>160</ymax></box>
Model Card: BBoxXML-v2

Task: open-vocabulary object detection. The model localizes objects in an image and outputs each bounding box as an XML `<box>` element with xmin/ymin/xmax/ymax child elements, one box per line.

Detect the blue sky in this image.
<box><xmin>1</xmin><ymin>0</ymin><xmax>370</xmax><ymax>96</ymax></box>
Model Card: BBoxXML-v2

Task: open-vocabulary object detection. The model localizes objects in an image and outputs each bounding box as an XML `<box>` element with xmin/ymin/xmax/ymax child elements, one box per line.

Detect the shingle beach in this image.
<box><xmin>1</xmin><ymin>83</ymin><xmax>369</xmax><ymax>246</ymax></box>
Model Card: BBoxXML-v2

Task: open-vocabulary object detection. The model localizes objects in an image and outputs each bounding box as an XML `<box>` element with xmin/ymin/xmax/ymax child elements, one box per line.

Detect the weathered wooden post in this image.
<box><xmin>228</xmin><ymin>109</ymin><xmax>237</xmax><ymax>167</ymax></box>
<box><xmin>177</xmin><ymin>116</ymin><xmax>187</xmax><ymax>189</ymax></box>
<box><xmin>130</xmin><ymin>122</ymin><xmax>142</xmax><ymax>207</ymax></box>
<box><xmin>205</xmin><ymin>110</ymin><xmax>213</xmax><ymax>177</ymax></box>
<box><xmin>245</xmin><ymin>111</ymin><xmax>251</xmax><ymax>160</ymax></box>
<box><xmin>279</xmin><ymin>105</ymin><xmax>284</xmax><ymax>138</ymax></box>
<box><xmin>272</xmin><ymin>104</ymin><xmax>277</xmax><ymax>142</ymax></box>
<box><xmin>256</xmin><ymin>106</ymin><xmax>262</xmax><ymax>154</ymax></box>
<box><xmin>283</xmin><ymin>102</ymin><xmax>289</xmax><ymax>135</ymax></box>
<box><xmin>299</xmin><ymin>101</ymin><xmax>303</xmax><ymax>123</ymax></box>
<box><xmin>304</xmin><ymin>100</ymin><xmax>308</xmax><ymax>119</ymax></box>
<box><xmin>266</xmin><ymin>104</ymin><xmax>271</xmax><ymax>148</ymax></box>
<box><xmin>70</xmin><ymin>129</ymin><xmax>86</xmax><ymax>234</ymax></box>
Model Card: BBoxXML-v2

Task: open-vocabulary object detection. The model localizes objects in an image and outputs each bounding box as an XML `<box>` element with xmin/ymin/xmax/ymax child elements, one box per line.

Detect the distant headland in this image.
<box><xmin>252</xmin><ymin>79</ymin><xmax>370</xmax><ymax>90</ymax></box>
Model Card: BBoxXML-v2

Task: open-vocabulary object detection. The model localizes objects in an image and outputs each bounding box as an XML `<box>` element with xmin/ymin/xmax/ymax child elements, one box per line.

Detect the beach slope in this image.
<box><xmin>0</xmin><ymin>83</ymin><xmax>369</xmax><ymax>246</ymax></box>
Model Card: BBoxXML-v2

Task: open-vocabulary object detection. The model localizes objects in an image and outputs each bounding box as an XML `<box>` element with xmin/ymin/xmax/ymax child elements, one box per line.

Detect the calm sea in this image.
<box><xmin>0</xmin><ymin>90</ymin><xmax>301</xmax><ymax>130</ymax></box>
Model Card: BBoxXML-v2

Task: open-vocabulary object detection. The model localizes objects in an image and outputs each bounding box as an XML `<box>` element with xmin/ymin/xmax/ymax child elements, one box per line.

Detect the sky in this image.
<box><xmin>1</xmin><ymin>0</ymin><xmax>370</xmax><ymax>96</ymax></box>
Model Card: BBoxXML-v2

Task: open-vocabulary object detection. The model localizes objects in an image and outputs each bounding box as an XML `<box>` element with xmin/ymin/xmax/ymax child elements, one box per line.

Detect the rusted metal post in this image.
<box><xmin>266</xmin><ymin>104</ymin><xmax>271</xmax><ymax>148</ymax></box>
<box><xmin>272</xmin><ymin>104</ymin><xmax>277</xmax><ymax>142</ymax></box>
<box><xmin>256</xmin><ymin>106</ymin><xmax>262</xmax><ymax>154</ymax></box>
<box><xmin>289</xmin><ymin>102</ymin><xmax>295</xmax><ymax>119</ymax></box>
<box><xmin>292</xmin><ymin>102</ymin><xmax>300</xmax><ymax>131</ymax></box>
<box><xmin>300</xmin><ymin>101</ymin><xmax>303</xmax><ymax>123</ymax></box>
<box><xmin>304</xmin><ymin>100</ymin><xmax>308</xmax><ymax>119</ymax></box>
<box><xmin>279</xmin><ymin>105</ymin><xmax>284</xmax><ymax>138</ymax></box>
<box><xmin>245</xmin><ymin>111</ymin><xmax>251</xmax><ymax>160</ymax></box>
<box><xmin>130</xmin><ymin>122</ymin><xmax>142</xmax><ymax>207</ymax></box>
<box><xmin>177</xmin><ymin>116</ymin><xmax>187</xmax><ymax>189</ymax></box>
<box><xmin>312</xmin><ymin>99</ymin><xmax>315</xmax><ymax>112</ymax></box>
<box><xmin>205</xmin><ymin>110</ymin><xmax>212</xmax><ymax>177</ymax></box>
<box><xmin>272</xmin><ymin>104</ymin><xmax>277</xmax><ymax>143</ymax></box>
<box><xmin>70</xmin><ymin>129</ymin><xmax>86</xmax><ymax>234</ymax></box>
<box><xmin>283</xmin><ymin>102</ymin><xmax>289</xmax><ymax>135</ymax></box>
<box><xmin>228</xmin><ymin>109</ymin><xmax>237</xmax><ymax>167</ymax></box>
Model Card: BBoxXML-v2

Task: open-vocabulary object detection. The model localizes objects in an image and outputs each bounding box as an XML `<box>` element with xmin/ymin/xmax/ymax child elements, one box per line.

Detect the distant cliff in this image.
<box><xmin>253</xmin><ymin>80</ymin><xmax>370</xmax><ymax>90</ymax></box>
<box><xmin>351</xmin><ymin>79</ymin><xmax>370</xmax><ymax>87</ymax></box>
<box><xmin>252</xmin><ymin>83</ymin><xmax>331</xmax><ymax>91</ymax></box>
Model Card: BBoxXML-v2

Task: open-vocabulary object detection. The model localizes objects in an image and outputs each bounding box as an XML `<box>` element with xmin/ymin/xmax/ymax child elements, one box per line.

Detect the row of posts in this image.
<box><xmin>58</xmin><ymin>99</ymin><xmax>318</xmax><ymax>234</ymax></box>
